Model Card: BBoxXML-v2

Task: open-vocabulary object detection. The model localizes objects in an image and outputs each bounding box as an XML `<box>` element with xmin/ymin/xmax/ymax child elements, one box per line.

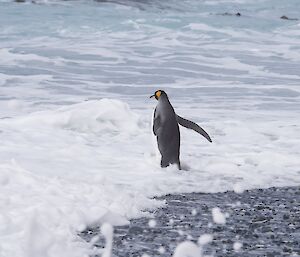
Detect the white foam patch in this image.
<box><xmin>173</xmin><ymin>241</ymin><xmax>202</xmax><ymax>257</ymax></box>
<box><xmin>198</xmin><ymin>234</ymin><xmax>213</xmax><ymax>245</ymax></box>
<box><xmin>9</xmin><ymin>99</ymin><xmax>141</xmax><ymax>134</ymax></box>
<box><xmin>212</xmin><ymin>208</ymin><xmax>226</xmax><ymax>225</ymax></box>
<box><xmin>0</xmin><ymin>100</ymin><xmax>161</xmax><ymax>257</ymax></box>
<box><xmin>0</xmin><ymin>48</ymin><xmax>63</xmax><ymax>66</ymax></box>
<box><xmin>233</xmin><ymin>242</ymin><xmax>243</xmax><ymax>252</ymax></box>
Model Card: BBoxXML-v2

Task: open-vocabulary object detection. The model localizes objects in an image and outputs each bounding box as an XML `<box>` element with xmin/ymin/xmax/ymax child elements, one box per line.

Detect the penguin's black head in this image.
<box><xmin>150</xmin><ymin>90</ymin><xmax>166</xmax><ymax>100</ymax></box>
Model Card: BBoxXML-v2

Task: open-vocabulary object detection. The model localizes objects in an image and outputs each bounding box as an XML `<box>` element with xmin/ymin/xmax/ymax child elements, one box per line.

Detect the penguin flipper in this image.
<box><xmin>153</xmin><ymin>118</ymin><xmax>160</xmax><ymax>135</ymax></box>
<box><xmin>176</xmin><ymin>115</ymin><xmax>212</xmax><ymax>143</ymax></box>
<box><xmin>153</xmin><ymin>109</ymin><xmax>161</xmax><ymax>136</ymax></box>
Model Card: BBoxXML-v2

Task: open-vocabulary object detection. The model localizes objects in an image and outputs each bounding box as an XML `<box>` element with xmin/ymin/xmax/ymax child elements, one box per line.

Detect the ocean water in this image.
<box><xmin>0</xmin><ymin>0</ymin><xmax>300</xmax><ymax>256</ymax></box>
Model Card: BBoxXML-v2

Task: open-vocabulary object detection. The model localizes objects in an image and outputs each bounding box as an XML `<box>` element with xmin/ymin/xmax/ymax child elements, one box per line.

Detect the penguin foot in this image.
<box><xmin>160</xmin><ymin>158</ymin><xmax>181</xmax><ymax>170</ymax></box>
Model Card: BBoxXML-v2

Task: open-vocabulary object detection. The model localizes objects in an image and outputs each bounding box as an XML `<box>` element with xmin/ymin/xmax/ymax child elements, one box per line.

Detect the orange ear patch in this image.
<box><xmin>155</xmin><ymin>90</ymin><xmax>161</xmax><ymax>98</ymax></box>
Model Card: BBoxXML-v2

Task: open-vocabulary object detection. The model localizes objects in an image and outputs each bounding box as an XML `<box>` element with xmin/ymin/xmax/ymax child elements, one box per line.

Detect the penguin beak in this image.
<box><xmin>150</xmin><ymin>94</ymin><xmax>155</xmax><ymax>99</ymax></box>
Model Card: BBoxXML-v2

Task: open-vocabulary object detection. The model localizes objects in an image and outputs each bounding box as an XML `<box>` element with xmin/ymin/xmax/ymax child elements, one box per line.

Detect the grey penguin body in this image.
<box><xmin>153</xmin><ymin>93</ymin><xmax>181</xmax><ymax>169</ymax></box>
<box><xmin>150</xmin><ymin>90</ymin><xmax>212</xmax><ymax>169</ymax></box>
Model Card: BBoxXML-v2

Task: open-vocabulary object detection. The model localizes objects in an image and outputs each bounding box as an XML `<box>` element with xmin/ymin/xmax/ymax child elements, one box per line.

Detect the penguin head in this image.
<box><xmin>150</xmin><ymin>90</ymin><xmax>166</xmax><ymax>100</ymax></box>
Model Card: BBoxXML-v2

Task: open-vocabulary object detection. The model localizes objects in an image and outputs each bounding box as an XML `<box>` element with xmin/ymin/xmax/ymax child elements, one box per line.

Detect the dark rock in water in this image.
<box><xmin>217</xmin><ymin>12</ymin><xmax>242</xmax><ymax>17</ymax></box>
<box><xmin>281</xmin><ymin>15</ymin><xmax>299</xmax><ymax>21</ymax></box>
<box><xmin>81</xmin><ymin>186</ymin><xmax>300</xmax><ymax>257</ymax></box>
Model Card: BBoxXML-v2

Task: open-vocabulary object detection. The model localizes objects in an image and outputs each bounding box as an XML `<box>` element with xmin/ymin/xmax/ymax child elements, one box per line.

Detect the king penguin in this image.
<box><xmin>150</xmin><ymin>90</ymin><xmax>212</xmax><ymax>169</ymax></box>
